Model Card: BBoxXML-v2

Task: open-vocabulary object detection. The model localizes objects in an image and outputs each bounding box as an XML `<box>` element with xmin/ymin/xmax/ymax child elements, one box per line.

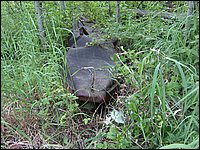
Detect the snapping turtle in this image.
<box><xmin>65</xmin><ymin>24</ymin><xmax>118</xmax><ymax>103</ymax></box>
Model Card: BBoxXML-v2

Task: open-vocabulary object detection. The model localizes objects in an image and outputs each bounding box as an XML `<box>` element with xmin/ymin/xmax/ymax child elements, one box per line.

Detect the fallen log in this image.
<box><xmin>130</xmin><ymin>9</ymin><xmax>185</xmax><ymax>20</ymax></box>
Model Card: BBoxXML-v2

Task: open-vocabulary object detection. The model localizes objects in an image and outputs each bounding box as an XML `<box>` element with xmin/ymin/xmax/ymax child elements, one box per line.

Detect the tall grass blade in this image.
<box><xmin>159</xmin><ymin>143</ymin><xmax>196</xmax><ymax>149</ymax></box>
<box><xmin>159</xmin><ymin>65</ymin><xmax>166</xmax><ymax>134</ymax></box>
<box><xmin>172</xmin><ymin>85</ymin><xmax>199</xmax><ymax>109</ymax></box>
<box><xmin>165</xmin><ymin>56</ymin><xmax>194</xmax><ymax>73</ymax></box>
<box><xmin>150</xmin><ymin>63</ymin><xmax>160</xmax><ymax>119</ymax></box>
<box><xmin>175</xmin><ymin>62</ymin><xmax>187</xmax><ymax>93</ymax></box>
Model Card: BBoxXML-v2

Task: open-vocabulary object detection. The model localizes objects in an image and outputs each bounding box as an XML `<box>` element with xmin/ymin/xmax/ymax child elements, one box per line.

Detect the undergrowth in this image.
<box><xmin>1</xmin><ymin>1</ymin><xmax>199</xmax><ymax>149</ymax></box>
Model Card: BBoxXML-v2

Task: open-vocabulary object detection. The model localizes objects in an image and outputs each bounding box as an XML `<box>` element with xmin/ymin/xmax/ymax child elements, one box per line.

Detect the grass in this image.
<box><xmin>1</xmin><ymin>1</ymin><xmax>199</xmax><ymax>149</ymax></box>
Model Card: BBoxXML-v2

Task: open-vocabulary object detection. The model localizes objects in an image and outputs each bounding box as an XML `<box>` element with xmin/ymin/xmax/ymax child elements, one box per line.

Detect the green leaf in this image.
<box><xmin>107</xmin><ymin>126</ymin><xmax>117</xmax><ymax>140</ymax></box>
<box><xmin>63</xmin><ymin>136</ymin><xmax>68</xmax><ymax>145</ymax></box>
<box><xmin>83</xmin><ymin>118</ymin><xmax>91</xmax><ymax>125</ymax></box>
<box><xmin>112</xmin><ymin>53</ymin><xmax>117</xmax><ymax>61</ymax></box>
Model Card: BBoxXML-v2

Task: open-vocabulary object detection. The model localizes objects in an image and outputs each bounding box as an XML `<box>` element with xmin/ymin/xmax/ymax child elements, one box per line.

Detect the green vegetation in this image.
<box><xmin>1</xmin><ymin>1</ymin><xmax>199</xmax><ymax>149</ymax></box>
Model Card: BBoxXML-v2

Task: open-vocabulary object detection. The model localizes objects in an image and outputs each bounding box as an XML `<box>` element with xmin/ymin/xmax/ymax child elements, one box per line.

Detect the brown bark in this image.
<box><xmin>116</xmin><ymin>1</ymin><xmax>120</xmax><ymax>23</ymax></box>
<box><xmin>34</xmin><ymin>1</ymin><xmax>46</xmax><ymax>49</ymax></box>
<box><xmin>60</xmin><ymin>1</ymin><xmax>66</xmax><ymax>10</ymax></box>
<box><xmin>108</xmin><ymin>1</ymin><xmax>111</xmax><ymax>16</ymax></box>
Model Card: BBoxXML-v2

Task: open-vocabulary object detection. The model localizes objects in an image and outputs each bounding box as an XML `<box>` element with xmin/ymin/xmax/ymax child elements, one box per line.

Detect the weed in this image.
<box><xmin>1</xmin><ymin>1</ymin><xmax>199</xmax><ymax>149</ymax></box>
